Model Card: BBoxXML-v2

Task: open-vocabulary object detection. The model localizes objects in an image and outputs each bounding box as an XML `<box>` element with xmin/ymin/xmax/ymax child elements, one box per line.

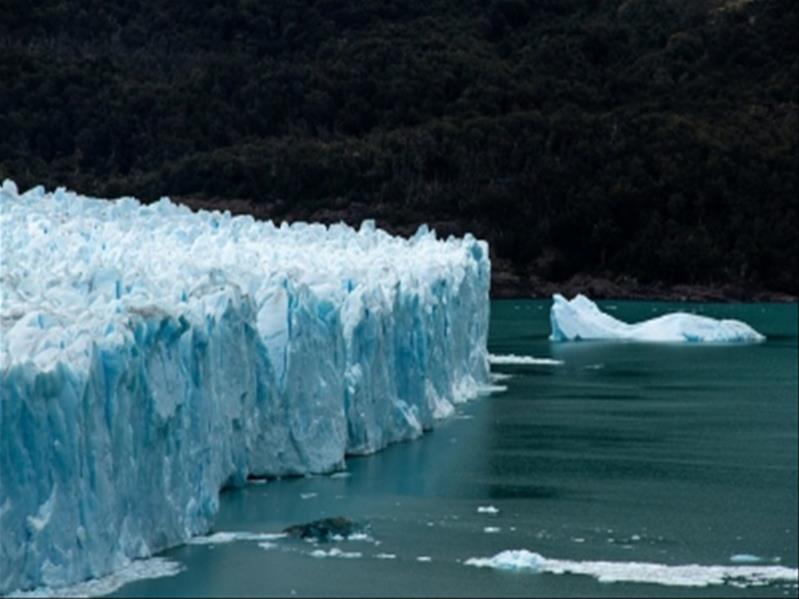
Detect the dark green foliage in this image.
<box><xmin>1</xmin><ymin>0</ymin><xmax>796</xmax><ymax>292</ymax></box>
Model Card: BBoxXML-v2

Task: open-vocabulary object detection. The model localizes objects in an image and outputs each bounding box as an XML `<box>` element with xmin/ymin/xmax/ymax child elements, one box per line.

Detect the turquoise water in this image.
<box><xmin>112</xmin><ymin>300</ymin><xmax>798</xmax><ymax>597</ymax></box>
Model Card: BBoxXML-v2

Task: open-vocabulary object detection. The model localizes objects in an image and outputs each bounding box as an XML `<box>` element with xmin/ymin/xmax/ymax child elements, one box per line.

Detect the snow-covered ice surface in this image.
<box><xmin>549</xmin><ymin>294</ymin><xmax>765</xmax><ymax>343</ymax></box>
<box><xmin>465</xmin><ymin>550</ymin><xmax>798</xmax><ymax>588</ymax></box>
<box><xmin>0</xmin><ymin>180</ymin><xmax>491</xmax><ymax>594</ymax></box>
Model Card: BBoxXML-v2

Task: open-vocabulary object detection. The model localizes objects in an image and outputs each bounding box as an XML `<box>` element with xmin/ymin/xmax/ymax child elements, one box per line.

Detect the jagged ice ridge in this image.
<box><xmin>0</xmin><ymin>180</ymin><xmax>490</xmax><ymax>594</ymax></box>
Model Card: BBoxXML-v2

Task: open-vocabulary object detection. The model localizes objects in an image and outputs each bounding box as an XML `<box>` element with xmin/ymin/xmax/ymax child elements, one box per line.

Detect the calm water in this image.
<box><xmin>112</xmin><ymin>300</ymin><xmax>798</xmax><ymax>598</ymax></box>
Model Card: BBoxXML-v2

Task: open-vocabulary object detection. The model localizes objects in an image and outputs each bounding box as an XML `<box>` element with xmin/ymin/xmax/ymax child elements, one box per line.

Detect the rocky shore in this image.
<box><xmin>490</xmin><ymin>267</ymin><xmax>797</xmax><ymax>303</ymax></box>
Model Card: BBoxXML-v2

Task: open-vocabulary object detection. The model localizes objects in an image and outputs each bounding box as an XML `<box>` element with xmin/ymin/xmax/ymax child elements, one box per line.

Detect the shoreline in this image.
<box><xmin>490</xmin><ymin>271</ymin><xmax>798</xmax><ymax>303</ymax></box>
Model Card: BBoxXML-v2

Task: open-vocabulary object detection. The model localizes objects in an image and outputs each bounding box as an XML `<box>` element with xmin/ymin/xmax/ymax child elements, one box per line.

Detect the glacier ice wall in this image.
<box><xmin>550</xmin><ymin>294</ymin><xmax>764</xmax><ymax>342</ymax></box>
<box><xmin>0</xmin><ymin>180</ymin><xmax>490</xmax><ymax>593</ymax></box>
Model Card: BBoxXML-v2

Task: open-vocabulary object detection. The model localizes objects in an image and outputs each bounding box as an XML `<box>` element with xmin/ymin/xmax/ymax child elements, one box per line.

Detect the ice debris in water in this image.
<box><xmin>309</xmin><ymin>548</ymin><xmax>362</xmax><ymax>559</ymax></box>
<box><xmin>549</xmin><ymin>294</ymin><xmax>765</xmax><ymax>342</ymax></box>
<box><xmin>465</xmin><ymin>550</ymin><xmax>798</xmax><ymax>588</ymax></box>
<box><xmin>730</xmin><ymin>554</ymin><xmax>773</xmax><ymax>564</ymax></box>
<box><xmin>477</xmin><ymin>506</ymin><xmax>500</xmax><ymax>514</ymax></box>
<box><xmin>7</xmin><ymin>558</ymin><xmax>183</xmax><ymax>598</ymax></box>
<box><xmin>488</xmin><ymin>354</ymin><xmax>563</xmax><ymax>365</ymax></box>
<box><xmin>0</xmin><ymin>181</ymin><xmax>490</xmax><ymax>594</ymax></box>
<box><xmin>186</xmin><ymin>532</ymin><xmax>286</xmax><ymax>545</ymax></box>
<box><xmin>283</xmin><ymin>517</ymin><xmax>367</xmax><ymax>543</ymax></box>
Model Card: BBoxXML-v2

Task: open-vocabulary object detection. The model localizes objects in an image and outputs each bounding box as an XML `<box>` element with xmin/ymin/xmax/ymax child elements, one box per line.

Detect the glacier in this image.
<box><xmin>0</xmin><ymin>180</ymin><xmax>490</xmax><ymax>594</ymax></box>
<box><xmin>549</xmin><ymin>294</ymin><xmax>765</xmax><ymax>342</ymax></box>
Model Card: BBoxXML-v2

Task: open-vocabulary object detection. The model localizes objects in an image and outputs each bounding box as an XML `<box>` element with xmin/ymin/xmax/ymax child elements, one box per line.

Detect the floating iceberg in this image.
<box><xmin>549</xmin><ymin>294</ymin><xmax>764</xmax><ymax>342</ymax></box>
<box><xmin>0</xmin><ymin>180</ymin><xmax>490</xmax><ymax>594</ymax></box>
<box><xmin>465</xmin><ymin>549</ymin><xmax>798</xmax><ymax>588</ymax></box>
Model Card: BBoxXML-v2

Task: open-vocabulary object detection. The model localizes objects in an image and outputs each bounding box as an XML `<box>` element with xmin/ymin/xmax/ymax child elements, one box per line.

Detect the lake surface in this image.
<box><xmin>112</xmin><ymin>300</ymin><xmax>798</xmax><ymax>598</ymax></box>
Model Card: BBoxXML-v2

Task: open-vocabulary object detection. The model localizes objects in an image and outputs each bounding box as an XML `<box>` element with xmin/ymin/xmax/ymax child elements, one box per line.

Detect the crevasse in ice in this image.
<box><xmin>0</xmin><ymin>180</ymin><xmax>490</xmax><ymax>594</ymax></box>
<box><xmin>549</xmin><ymin>294</ymin><xmax>764</xmax><ymax>342</ymax></box>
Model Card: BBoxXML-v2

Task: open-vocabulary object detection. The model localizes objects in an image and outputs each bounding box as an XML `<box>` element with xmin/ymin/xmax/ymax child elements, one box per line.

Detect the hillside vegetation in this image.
<box><xmin>1</xmin><ymin>0</ymin><xmax>796</xmax><ymax>295</ymax></box>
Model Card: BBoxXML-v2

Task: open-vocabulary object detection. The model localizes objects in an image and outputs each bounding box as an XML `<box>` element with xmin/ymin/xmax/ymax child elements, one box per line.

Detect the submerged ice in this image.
<box><xmin>0</xmin><ymin>180</ymin><xmax>490</xmax><ymax>594</ymax></box>
<box><xmin>549</xmin><ymin>294</ymin><xmax>764</xmax><ymax>342</ymax></box>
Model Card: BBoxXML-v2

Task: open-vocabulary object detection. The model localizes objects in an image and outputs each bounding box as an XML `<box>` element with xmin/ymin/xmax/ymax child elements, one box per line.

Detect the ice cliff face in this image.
<box><xmin>550</xmin><ymin>294</ymin><xmax>764</xmax><ymax>342</ymax></box>
<box><xmin>0</xmin><ymin>180</ymin><xmax>490</xmax><ymax>594</ymax></box>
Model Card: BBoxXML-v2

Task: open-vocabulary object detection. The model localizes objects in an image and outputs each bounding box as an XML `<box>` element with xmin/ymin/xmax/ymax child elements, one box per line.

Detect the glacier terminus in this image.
<box><xmin>0</xmin><ymin>180</ymin><xmax>491</xmax><ymax>594</ymax></box>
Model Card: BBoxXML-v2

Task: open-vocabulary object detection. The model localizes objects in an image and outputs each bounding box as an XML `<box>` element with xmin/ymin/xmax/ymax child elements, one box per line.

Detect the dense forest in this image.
<box><xmin>1</xmin><ymin>0</ymin><xmax>797</xmax><ymax>297</ymax></box>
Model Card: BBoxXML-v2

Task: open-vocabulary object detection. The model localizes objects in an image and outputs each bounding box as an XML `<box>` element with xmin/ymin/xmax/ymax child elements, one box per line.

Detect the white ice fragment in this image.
<box><xmin>477</xmin><ymin>384</ymin><xmax>508</xmax><ymax>394</ymax></box>
<box><xmin>309</xmin><ymin>548</ymin><xmax>362</xmax><ymax>559</ymax></box>
<box><xmin>549</xmin><ymin>294</ymin><xmax>765</xmax><ymax>342</ymax></box>
<box><xmin>416</xmin><ymin>556</ymin><xmax>432</xmax><ymax>562</ymax></box>
<box><xmin>375</xmin><ymin>553</ymin><xmax>397</xmax><ymax>560</ymax></box>
<box><xmin>490</xmin><ymin>372</ymin><xmax>513</xmax><ymax>381</ymax></box>
<box><xmin>489</xmin><ymin>354</ymin><xmax>564</xmax><ymax>366</ymax></box>
<box><xmin>465</xmin><ymin>550</ymin><xmax>798</xmax><ymax>588</ymax></box>
<box><xmin>258</xmin><ymin>542</ymin><xmax>277</xmax><ymax>550</ymax></box>
<box><xmin>26</xmin><ymin>486</ymin><xmax>58</xmax><ymax>532</ymax></box>
<box><xmin>484</xmin><ymin>527</ymin><xmax>501</xmax><ymax>534</ymax></box>
<box><xmin>347</xmin><ymin>533</ymin><xmax>373</xmax><ymax>542</ymax></box>
<box><xmin>477</xmin><ymin>506</ymin><xmax>499</xmax><ymax>514</ymax></box>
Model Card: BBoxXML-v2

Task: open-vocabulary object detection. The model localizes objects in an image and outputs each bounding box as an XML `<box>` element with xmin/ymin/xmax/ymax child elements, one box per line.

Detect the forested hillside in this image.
<box><xmin>1</xmin><ymin>0</ymin><xmax>796</xmax><ymax>296</ymax></box>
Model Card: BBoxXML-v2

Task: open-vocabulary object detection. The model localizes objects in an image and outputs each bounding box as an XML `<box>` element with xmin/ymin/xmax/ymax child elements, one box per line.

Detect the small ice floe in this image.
<box><xmin>416</xmin><ymin>556</ymin><xmax>432</xmax><ymax>562</ymax></box>
<box><xmin>730</xmin><ymin>554</ymin><xmax>777</xmax><ymax>564</ymax></box>
<box><xmin>300</xmin><ymin>492</ymin><xmax>318</xmax><ymax>500</ymax></box>
<box><xmin>484</xmin><ymin>527</ymin><xmax>501</xmax><ymax>534</ymax></box>
<box><xmin>188</xmin><ymin>531</ymin><xmax>287</xmax><ymax>545</ymax></box>
<box><xmin>490</xmin><ymin>372</ymin><xmax>513</xmax><ymax>382</ymax></box>
<box><xmin>9</xmin><ymin>558</ymin><xmax>183</xmax><ymax>598</ymax></box>
<box><xmin>550</xmin><ymin>294</ymin><xmax>765</xmax><ymax>342</ymax></box>
<box><xmin>477</xmin><ymin>384</ymin><xmax>508</xmax><ymax>394</ymax></box>
<box><xmin>464</xmin><ymin>549</ymin><xmax>799</xmax><ymax>588</ymax></box>
<box><xmin>375</xmin><ymin>553</ymin><xmax>397</xmax><ymax>560</ymax></box>
<box><xmin>258</xmin><ymin>541</ymin><xmax>278</xmax><ymax>550</ymax></box>
<box><xmin>309</xmin><ymin>548</ymin><xmax>362</xmax><ymax>559</ymax></box>
<box><xmin>477</xmin><ymin>506</ymin><xmax>499</xmax><ymax>514</ymax></box>
<box><xmin>489</xmin><ymin>354</ymin><xmax>564</xmax><ymax>366</ymax></box>
<box><xmin>329</xmin><ymin>471</ymin><xmax>352</xmax><ymax>479</ymax></box>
